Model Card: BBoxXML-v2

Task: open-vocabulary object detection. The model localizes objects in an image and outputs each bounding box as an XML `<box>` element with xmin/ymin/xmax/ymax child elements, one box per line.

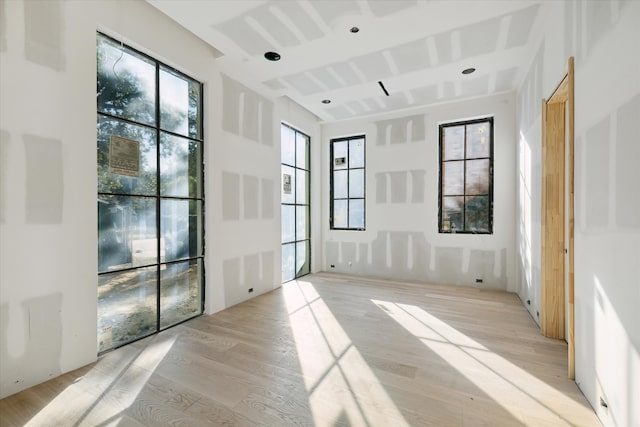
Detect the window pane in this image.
<box><xmin>333</xmin><ymin>140</ymin><xmax>348</xmax><ymax>170</ymax></box>
<box><xmin>281</xmin><ymin>165</ymin><xmax>296</xmax><ymax>204</ymax></box>
<box><xmin>333</xmin><ymin>170</ymin><xmax>348</xmax><ymax>199</ymax></box>
<box><xmin>160</xmin><ymin>259</ymin><xmax>202</xmax><ymax>329</ymax></box>
<box><xmin>281</xmin><ymin>205</ymin><xmax>295</xmax><ymax>243</ymax></box>
<box><xmin>296</xmin><ymin>132</ymin><xmax>308</xmax><ymax>170</ymax></box>
<box><xmin>296</xmin><ymin>206</ymin><xmax>308</xmax><ymax>241</ymax></box>
<box><xmin>465</xmin><ymin>196</ymin><xmax>490</xmax><ymax>232</ymax></box>
<box><xmin>161</xmin><ymin>199</ymin><xmax>202</xmax><ymax>262</ymax></box>
<box><xmin>98</xmin><ymin>266</ymin><xmax>157</xmax><ymax>352</ymax></box>
<box><xmin>282</xmin><ymin>243</ymin><xmax>295</xmax><ymax>282</ymax></box>
<box><xmin>281</xmin><ymin>125</ymin><xmax>295</xmax><ymax>165</ymax></box>
<box><xmin>98</xmin><ymin>195</ymin><xmax>157</xmax><ymax>272</ymax></box>
<box><xmin>349</xmin><ymin>199</ymin><xmax>365</xmax><ymax>229</ymax></box>
<box><xmin>333</xmin><ymin>199</ymin><xmax>348</xmax><ymax>228</ymax></box>
<box><xmin>160</xmin><ymin>67</ymin><xmax>201</xmax><ymax>138</ymax></box>
<box><xmin>97</xmin><ymin>36</ymin><xmax>156</xmax><ymax>126</ymax></box>
<box><xmin>442</xmin><ymin>196</ymin><xmax>463</xmax><ymax>231</ymax></box>
<box><xmin>296</xmin><ymin>169</ymin><xmax>308</xmax><ymax>205</ymax></box>
<box><xmin>296</xmin><ymin>241</ymin><xmax>310</xmax><ymax>276</ymax></box>
<box><xmin>466</xmin><ymin>122</ymin><xmax>490</xmax><ymax>158</ymax></box>
<box><xmin>160</xmin><ymin>133</ymin><xmax>201</xmax><ymax>198</ymax></box>
<box><xmin>443</xmin><ymin>161</ymin><xmax>464</xmax><ymax>195</ymax></box>
<box><xmin>443</xmin><ymin>126</ymin><xmax>464</xmax><ymax>160</ymax></box>
<box><xmin>465</xmin><ymin>159</ymin><xmax>490</xmax><ymax>195</ymax></box>
<box><xmin>349</xmin><ymin>169</ymin><xmax>365</xmax><ymax>198</ymax></box>
<box><xmin>97</xmin><ymin>116</ymin><xmax>157</xmax><ymax>196</ymax></box>
<box><xmin>349</xmin><ymin>138</ymin><xmax>364</xmax><ymax>168</ymax></box>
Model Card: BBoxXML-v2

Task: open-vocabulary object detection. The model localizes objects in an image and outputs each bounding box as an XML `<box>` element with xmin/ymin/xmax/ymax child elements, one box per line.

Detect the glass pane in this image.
<box><xmin>349</xmin><ymin>199</ymin><xmax>365</xmax><ymax>229</ymax></box>
<box><xmin>296</xmin><ymin>169</ymin><xmax>308</xmax><ymax>205</ymax></box>
<box><xmin>160</xmin><ymin>133</ymin><xmax>201</xmax><ymax>198</ymax></box>
<box><xmin>296</xmin><ymin>132</ymin><xmax>308</xmax><ymax>170</ymax></box>
<box><xmin>466</xmin><ymin>122</ymin><xmax>490</xmax><ymax>158</ymax></box>
<box><xmin>333</xmin><ymin>170</ymin><xmax>348</xmax><ymax>199</ymax></box>
<box><xmin>282</xmin><ymin>205</ymin><xmax>295</xmax><ymax>243</ymax></box>
<box><xmin>282</xmin><ymin>243</ymin><xmax>295</xmax><ymax>283</ymax></box>
<box><xmin>466</xmin><ymin>159</ymin><xmax>490</xmax><ymax>195</ymax></box>
<box><xmin>332</xmin><ymin>140</ymin><xmax>347</xmax><ymax>170</ymax></box>
<box><xmin>465</xmin><ymin>196</ymin><xmax>490</xmax><ymax>232</ymax></box>
<box><xmin>296</xmin><ymin>240</ymin><xmax>310</xmax><ymax>277</ymax></box>
<box><xmin>281</xmin><ymin>125</ymin><xmax>295</xmax><ymax>166</ymax></box>
<box><xmin>442</xmin><ymin>196</ymin><xmax>463</xmax><ymax>231</ymax></box>
<box><xmin>281</xmin><ymin>165</ymin><xmax>296</xmax><ymax>204</ymax></box>
<box><xmin>160</xmin><ymin>67</ymin><xmax>201</xmax><ymax>139</ymax></box>
<box><xmin>443</xmin><ymin>126</ymin><xmax>464</xmax><ymax>160</ymax></box>
<box><xmin>161</xmin><ymin>199</ymin><xmax>202</xmax><ymax>262</ymax></box>
<box><xmin>296</xmin><ymin>206</ymin><xmax>308</xmax><ymax>241</ymax></box>
<box><xmin>349</xmin><ymin>169</ymin><xmax>365</xmax><ymax>198</ymax></box>
<box><xmin>160</xmin><ymin>259</ymin><xmax>202</xmax><ymax>328</ymax></box>
<box><xmin>333</xmin><ymin>199</ymin><xmax>347</xmax><ymax>228</ymax></box>
<box><xmin>97</xmin><ymin>116</ymin><xmax>157</xmax><ymax>196</ymax></box>
<box><xmin>443</xmin><ymin>161</ymin><xmax>464</xmax><ymax>195</ymax></box>
<box><xmin>349</xmin><ymin>138</ymin><xmax>365</xmax><ymax>168</ymax></box>
<box><xmin>98</xmin><ymin>266</ymin><xmax>157</xmax><ymax>353</ymax></box>
<box><xmin>98</xmin><ymin>195</ymin><xmax>157</xmax><ymax>272</ymax></box>
<box><xmin>97</xmin><ymin>35</ymin><xmax>156</xmax><ymax>126</ymax></box>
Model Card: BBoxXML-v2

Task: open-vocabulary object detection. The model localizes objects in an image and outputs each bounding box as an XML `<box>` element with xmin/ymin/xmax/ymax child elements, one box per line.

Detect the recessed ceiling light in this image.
<box><xmin>462</xmin><ymin>67</ymin><xmax>476</xmax><ymax>75</ymax></box>
<box><xmin>350</xmin><ymin>27</ymin><xmax>360</xmax><ymax>33</ymax></box>
<box><xmin>264</xmin><ymin>51</ymin><xmax>281</xmax><ymax>61</ymax></box>
<box><xmin>322</xmin><ymin>99</ymin><xmax>331</xmax><ymax>104</ymax></box>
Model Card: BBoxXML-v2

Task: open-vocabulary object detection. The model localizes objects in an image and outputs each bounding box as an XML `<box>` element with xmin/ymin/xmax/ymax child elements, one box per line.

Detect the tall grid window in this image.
<box><xmin>439</xmin><ymin>117</ymin><xmax>493</xmax><ymax>234</ymax></box>
<box><xmin>330</xmin><ymin>135</ymin><xmax>365</xmax><ymax>230</ymax></box>
<box><xmin>97</xmin><ymin>33</ymin><xmax>204</xmax><ymax>353</ymax></box>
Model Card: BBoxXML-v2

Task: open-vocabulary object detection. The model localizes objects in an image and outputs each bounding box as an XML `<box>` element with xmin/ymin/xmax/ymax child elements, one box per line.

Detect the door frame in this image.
<box><xmin>541</xmin><ymin>57</ymin><xmax>575</xmax><ymax>378</ymax></box>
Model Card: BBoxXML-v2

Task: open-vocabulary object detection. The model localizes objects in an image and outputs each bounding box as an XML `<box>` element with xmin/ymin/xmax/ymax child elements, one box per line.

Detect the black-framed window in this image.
<box><xmin>96</xmin><ymin>32</ymin><xmax>204</xmax><ymax>353</ymax></box>
<box><xmin>438</xmin><ymin>118</ymin><xmax>493</xmax><ymax>234</ymax></box>
<box><xmin>330</xmin><ymin>135</ymin><xmax>365</xmax><ymax>230</ymax></box>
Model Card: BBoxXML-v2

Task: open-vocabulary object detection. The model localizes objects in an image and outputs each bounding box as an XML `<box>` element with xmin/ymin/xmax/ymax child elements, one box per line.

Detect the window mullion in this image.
<box><xmin>155</xmin><ymin>62</ymin><xmax>161</xmax><ymax>332</ymax></box>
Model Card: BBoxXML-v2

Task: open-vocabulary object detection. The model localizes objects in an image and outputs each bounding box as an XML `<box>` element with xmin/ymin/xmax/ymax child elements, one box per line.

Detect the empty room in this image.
<box><xmin>0</xmin><ymin>0</ymin><xmax>638</xmax><ymax>426</ymax></box>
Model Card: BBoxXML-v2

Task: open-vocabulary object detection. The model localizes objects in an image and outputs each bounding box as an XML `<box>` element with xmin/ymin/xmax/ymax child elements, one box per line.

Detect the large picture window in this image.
<box><xmin>439</xmin><ymin>118</ymin><xmax>493</xmax><ymax>234</ymax></box>
<box><xmin>97</xmin><ymin>33</ymin><xmax>204</xmax><ymax>353</ymax></box>
<box><xmin>330</xmin><ymin>135</ymin><xmax>365</xmax><ymax>230</ymax></box>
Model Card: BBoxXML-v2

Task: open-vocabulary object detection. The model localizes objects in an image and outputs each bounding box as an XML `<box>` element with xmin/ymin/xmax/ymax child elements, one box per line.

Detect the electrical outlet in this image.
<box><xmin>248</xmin><ymin>288</ymin><xmax>254</xmax><ymax>293</ymax></box>
<box><xmin>475</xmin><ymin>278</ymin><xmax>483</xmax><ymax>284</ymax></box>
<box><xmin>330</xmin><ymin>264</ymin><xmax>335</xmax><ymax>268</ymax></box>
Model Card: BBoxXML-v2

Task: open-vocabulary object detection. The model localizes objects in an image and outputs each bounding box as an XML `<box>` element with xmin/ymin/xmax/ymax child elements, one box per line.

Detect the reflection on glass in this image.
<box><xmin>296</xmin><ymin>132</ymin><xmax>308</xmax><ymax>170</ymax></box>
<box><xmin>443</xmin><ymin>161</ymin><xmax>464</xmax><ymax>195</ymax></box>
<box><xmin>282</xmin><ymin>205</ymin><xmax>295</xmax><ymax>243</ymax></box>
<box><xmin>443</xmin><ymin>196</ymin><xmax>464</xmax><ymax>231</ymax></box>
<box><xmin>333</xmin><ymin>170</ymin><xmax>348</xmax><ymax>199</ymax></box>
<box><xmin>160</xmin><ymin>67</ymin><xmax>201</xmax><ymax>139</ymax></box>
<box><xmin>349</xmin><ymin>199</ymin><xmax>365</xmax><ymax>229</ymax></box>
<box><xmin>160</xmin><ymin>259</ymin><xmax>202</xmax><ymax>328</ymax></box>
<box><xmin>281</xmin><ymin>165</ymin><xmax>296</xmax><ymax>204</ymax></box>
<box><xmin>465</xmin><ymin>196</ymin><xmax>489</xmax><ymax>232</ymax></box>
<box><xmin>296</xmin><ymin>169</ymin><xmax>308</xmax><ymax>205</ymax></box>
<box><xmin>349</xmin><ymin>138</ymin><xmax>365</xmax><ymax>168</ymax></box>
<box><xmin>160</xmin><ymin>133</ymin><xmax>201</xmax><ymax>198</ymax></box>
<box><xmin>465</xmin><ymin>159</ymin><xmax>490</xmax><ymax>195</ymax></box>
<box><xmin>98</xmin><ymin>266</ymin><xmax>157</xmax><ymax>353</ymax></box>
<box><xmin>161</xmin><ymin>200</ymin><xmax>202</xmax><ymax>262</ymax></box>
<box><xmin>98</xmin><ymin>196</ymin><xmax>157</xmax><ymax>272</ymax></box>
<box><xmin>443</xmin><ymin>126</ymin><xmax>464</xmax><ymax>160</ymax></box>
<box><xmin>97</xmin><ymin>36</ymin><xmax>156</xmax><ymax>126</ymax></box>
<box><xmin>333</xmin><ymin>140</ymin><xmax>347</xmax><ymax>169</ymax></box>
<box><xmin>97</xmin><ymin>116</ymin><xmax>157</xmax><ymax>196</ymax></box>
<box><xmin>296</xmin><ymin>241</ymin><xmax>309</xmax><ymax>276</ymax></box>
<box><xmin>349</xmin><ymin>169</ymin><xmax>365</xmax><ymax>198</ymax></box>
<box><xmin>333</xmin><ymin>200</ymin><xmax>348</xmax><ymax>228</ymax></box>
<box><xmin>281</xmin><ymin>125</ymin><xmax>295</xmax><ymax>165</ymax></box>
<box><xmin>296</xmin><ymin>206</ymin><xmax>308</xmax><ymax>241</ymax></box>
<box><xmin>282</xmin><ymin>243</ymin><xmax>295</xmax><ymax>282</ymax></box>
<box><xmin>466</xmin><ymin>123</ymin><xmax>490</xmax><ymax>158</ymax></box>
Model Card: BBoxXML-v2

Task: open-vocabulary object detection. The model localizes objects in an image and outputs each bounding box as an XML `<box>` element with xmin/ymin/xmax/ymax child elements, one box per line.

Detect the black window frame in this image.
<box><xmin>438</xmin><ymin>117</ymin><xmax>494</xmax><ymax>234</ymax></box>
<box><xmin>330</xmin><ymin>135</ymin><xmax>366</xmax><ymax>231</ymax></box>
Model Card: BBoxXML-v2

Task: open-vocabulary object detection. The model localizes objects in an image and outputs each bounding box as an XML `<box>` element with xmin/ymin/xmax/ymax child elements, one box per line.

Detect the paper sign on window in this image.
<box><xmin>109</xmin><ymin>135</ymin><xmax>140</xmax><ymax>177</ymax></box>
<box><xmin>335</xmin><ymin>157</ymin><xmax>346</xmax><ymax>166</ymax></box>
<box><xmin>283</xmin><ymin>173</ymin><xmax>292</xmax><ymax>194</ymax></box>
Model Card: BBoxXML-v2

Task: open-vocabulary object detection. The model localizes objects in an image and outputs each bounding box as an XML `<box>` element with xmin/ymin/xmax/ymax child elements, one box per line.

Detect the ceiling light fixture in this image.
<box><xmin>322</xmin><ymin>99</ymin><xmax>331</xmax><ymax>104</ymax></box>
<box><xmin>462</xmin><ymin>67</ymin><xmax>476</xmax><ymax>75</ymax></box>
<box><xmin>264</xmin><ymin>51</ymin><xmax>281</xmax><ymax>61</ymax></box>
<box><xmin>350</xmin><ymin>26</ymin><xmax>360</xmax><ymax>33</ymax></box>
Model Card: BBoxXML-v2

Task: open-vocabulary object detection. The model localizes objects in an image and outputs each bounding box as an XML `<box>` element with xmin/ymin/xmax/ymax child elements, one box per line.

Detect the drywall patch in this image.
<box><xmin>375</xmin><ymin>172</ymin><xmax>388</xmax><ymax>204</ymax></box>
<box><xmin>389</xmin><ymin>172</ymin><xmax>407</xmax><ymax>204</ymax></box>
<box><xmin>260</xmin><ymin>101</ymin><xmax>274</xmax><ymax>147</ymax></box>
<box><xmin>222</xmin><ymin>171</ymin><xmax>240</xmax><ymax>221</ymax></box>
<box><xmin>584</xmin><ymin>116</ymin><xmax>610</xmax><ymax>229</ymax></box>
<box><xmin>374</xmin><ymin>114</ymin><xmax>425</xmax><ymax>145</ymax></box>
<box><xmin>325</xmin><ymin>241</ymin><xmax>339</xmax><ymax>268</ymax></box>
<box><xmin>615</xmin><ymin>95</ymin><xmax>640</xmax><ymax>229</ymax></box>
<box><xmin>24</xmin><ymin>134</ymin><xmax>63</xmax><ymax>224</ymax></box>
<box><xmin>0</xmin><ymin>0</ymin><xmax>6</xmax><ymax>52</ymax></box>
<box><xmin>432</xmin><ymin>247</ymin><xmax>464</xmax><ymax>285</ymax></box>
<box><xmin>242</xmin><ymin>92</ymin><xmax>261</xmax><ymax>143</ymax></box>
<box><xmin>244</xmin><ymin>253</ymin><xmax>261</xmax><ymax>288</ymax></box>
<box><xmin>410</xmin><ymin>170</ymin><xmax>426</xmax><ymax>203</ymax></box>
<box><xmin>261</xmin><ymin>178</ymin><xmax>274</xmax><ymax>219</ymax></box>
<box><xmin>243</xmin><ymin>175</ymin><xmax>259</xmax><ymax>220</ymax></box>
<box><xmin>0</xmin><ymin>129</ymin><xmax>9</xmax><ymax>223</ymax></box>
<box><xmin>505</xmin><ymin>4</ymin><xmax>540</xmax><ymax>49</ymax></box>
<box><xmin>221</xmin><ymin>74</ymin><xmax>274</xmax><ymax>145</ymax></box>
<box><xmin>261</xmin><ymin>251</ymin><xmax>274</xmax><ymax>287</ymax></box>
<box><xmin>223</xmin><ymin>257</ymin><xmax>242</xmax><ymax>292</ymax></box>
<box><xmin>24</xmin><ymin>0</ymin><xmax>65</xmax><ymax>71</ymax></box>
<box><xmin>222</xmin><ymin>75</ymin><xmax>241</xmax><ymax>136</ymax></box>
<box><xmin>518</xmin><ymin>41</ymin><xmax>544</xmax><ymax>130</ymax></box>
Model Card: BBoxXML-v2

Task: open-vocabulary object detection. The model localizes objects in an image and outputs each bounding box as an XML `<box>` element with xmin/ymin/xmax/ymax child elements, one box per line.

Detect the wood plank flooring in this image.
<box><xmin>0</xmin><ymin>273</ymin><xmax>600</xmax><ymax>426</ymax></box>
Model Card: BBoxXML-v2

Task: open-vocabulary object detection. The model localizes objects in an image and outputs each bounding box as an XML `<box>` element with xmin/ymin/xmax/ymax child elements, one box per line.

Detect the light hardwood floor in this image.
<box><xmin>0</xmin><ymin>273</ymin><xmax>600</xmax><ymax>426</ymax></box>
